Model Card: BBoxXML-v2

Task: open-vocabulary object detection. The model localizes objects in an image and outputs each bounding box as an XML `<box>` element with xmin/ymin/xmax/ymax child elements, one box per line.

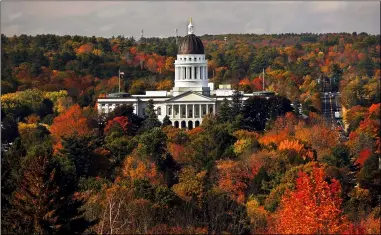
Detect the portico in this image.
<box><xmin>164</xmin><ymin>91</ymin><xmax>216</xmax><ymax>129</ymax></box>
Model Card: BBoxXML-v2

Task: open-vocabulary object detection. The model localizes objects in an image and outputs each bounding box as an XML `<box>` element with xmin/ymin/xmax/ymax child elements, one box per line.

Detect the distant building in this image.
<box><xmin>97</xmin><ymin>18</ymin><xmax>274</xmax><ymax>129</ymax></box>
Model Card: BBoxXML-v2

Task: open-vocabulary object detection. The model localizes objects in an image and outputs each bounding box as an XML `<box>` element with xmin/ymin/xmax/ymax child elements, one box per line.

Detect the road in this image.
<box><xmin>320</xmin><ymin>90</ymin><xmax>347</xmax><ymax>141</ymax></box>
<box><xmin>321</xmin><ymin>92</ymin><xmax>340</xmax><ymax>127</ymax></box>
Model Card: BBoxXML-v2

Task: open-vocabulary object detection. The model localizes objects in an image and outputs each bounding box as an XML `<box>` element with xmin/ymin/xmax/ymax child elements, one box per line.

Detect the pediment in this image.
<box><xmin>166</xmin><ymin>91</ymin><xmax>215</xmax><ymax>103</ymax></box>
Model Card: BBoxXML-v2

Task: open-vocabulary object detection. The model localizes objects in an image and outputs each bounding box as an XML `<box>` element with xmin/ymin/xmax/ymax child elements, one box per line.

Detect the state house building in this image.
<box><xmin>97</xmin><ymin>18</ymin><xmax>273</xmax><ymax>129</ymax></box>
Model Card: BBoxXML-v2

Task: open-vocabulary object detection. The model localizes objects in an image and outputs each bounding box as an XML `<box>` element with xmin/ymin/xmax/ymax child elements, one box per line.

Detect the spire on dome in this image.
<box><xmin>188</xmin><ymin>17</ymin><xmax>194</xmax><ymax>35</ymax></box>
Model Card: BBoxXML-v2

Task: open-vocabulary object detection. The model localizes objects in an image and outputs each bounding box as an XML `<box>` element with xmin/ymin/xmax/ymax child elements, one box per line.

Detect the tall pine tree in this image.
<box><xmin>7</xmin><ymin>154</ymin><xmax>94</xmax><ymax>234</ymax></box>
<box><xmin>231</xmin><ymin>90</ymin><xmax>243</xmax><ymax>118</ymax></box>
<box><xmin>218</xmin><ymin>98</ymin><xmax>232</xmax><ymax>123</ymax></box>
<box><xmin>141</xmin><ymin>99</ymin><xmax>161</xmax><ymax>132</ymax></box>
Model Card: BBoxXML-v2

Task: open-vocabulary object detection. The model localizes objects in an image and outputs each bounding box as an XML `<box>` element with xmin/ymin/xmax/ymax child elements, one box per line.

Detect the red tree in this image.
<box><xmin>272</xmin><ymin>167</ymin><xmax>348</xmax><ymax>234</ymax></box>
<box><xmin>104</xmin><ymin>116</ymin><xmax>130</xmax><ymax>135</ymax></box>
<box><xmin>50</xmin><ymin>104</ymin><xmax>92</xmax><ymax>153</ymax></box>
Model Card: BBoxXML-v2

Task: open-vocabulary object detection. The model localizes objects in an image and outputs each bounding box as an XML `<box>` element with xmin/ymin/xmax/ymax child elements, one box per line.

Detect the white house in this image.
<box><xmin>97</xmin><ymin>18</ymin><xmax>274</xmax><ymax>129</ymax></box>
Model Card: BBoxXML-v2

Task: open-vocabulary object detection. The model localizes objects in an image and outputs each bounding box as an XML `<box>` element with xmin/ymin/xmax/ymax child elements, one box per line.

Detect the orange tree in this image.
<box><xmin>271</xmin><ymin>166</ymin><xmax>349</xmax><ymax>234</ymax></box>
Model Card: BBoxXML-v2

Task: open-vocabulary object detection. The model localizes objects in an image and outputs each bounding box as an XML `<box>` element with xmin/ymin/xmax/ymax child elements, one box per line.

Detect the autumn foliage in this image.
<box><xmin>2</xmin><ymin>32</ymin><xmax>380</xmax><ymax>234</ymax></box>
<box><xmin>215</xmin><ymin>160</ymin><xmax>252</xmax><ymax>204</ymax></box>
<box><xmin>104</xmin><ymin>116</ymin><xmax>130</xmax><ymax>135</ymax></box>
<box><xmin>50</xmin><ymin>104</ymin><xmax>92</xmax><ymax>152</ymax></box>
<box><xmin>122</xmin><ymin>155</ymin><xmax>161</xmax><ymax>185</ymax></box>
<box><xmin>272</xmin><ymin>167</ymin><xmax>347</xmax><ymax>234</ymax></box>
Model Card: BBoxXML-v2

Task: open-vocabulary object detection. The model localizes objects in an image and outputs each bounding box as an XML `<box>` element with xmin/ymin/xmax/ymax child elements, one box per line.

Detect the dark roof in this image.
<box><xmin>178</xmin><ymin>34</ymin><xmax>204</xmax><ymax>54</ymax></box>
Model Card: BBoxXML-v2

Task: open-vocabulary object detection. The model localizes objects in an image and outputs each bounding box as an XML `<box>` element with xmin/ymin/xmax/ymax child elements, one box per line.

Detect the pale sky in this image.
<box><xmin>1</xmin><ymin>1</ymin><xmax>380</xmax><ymax>38</ymax></box>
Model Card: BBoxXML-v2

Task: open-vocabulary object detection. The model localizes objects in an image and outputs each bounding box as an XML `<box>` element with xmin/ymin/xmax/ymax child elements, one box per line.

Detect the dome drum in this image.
<box><xmin>175</xmin><ymin>54</ymin><xmax>206</xmax><ymax>64</ymax></box>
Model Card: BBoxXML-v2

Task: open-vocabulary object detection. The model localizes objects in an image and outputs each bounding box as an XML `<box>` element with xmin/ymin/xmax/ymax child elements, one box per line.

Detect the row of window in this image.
<box><xmin>179</xmin><ymin>57</ymin><xmax>204</xmax><ymax>62</ymax></box>
<box><xmin>100</xmin><ymin>104</ymin><xmax>124</xmax><ymax>107</ymax></box>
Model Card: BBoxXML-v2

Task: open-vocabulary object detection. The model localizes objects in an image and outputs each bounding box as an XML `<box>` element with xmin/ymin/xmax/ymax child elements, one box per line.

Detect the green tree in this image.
<box><xmin>58</xmin><ymin>135</ymin><xmax>99</xmax><ymax>180</ymax></box>
<box><xmin>50</xmin><ymin>53</ymin><xmax>61</xmax><ymax>70</ymax></box>
<box><xmin>162</xmin><ymin>115</ymin><xmax>172</xmax><ymax>127</ymax></box>
<box><xmin>242</xmin><ymin>96</ymin><xmax>269</xmax><ymax>131</ymax></box>
<box><xmin>231</xmin><ymin>90</ymin><xmax>243</xmax><ymax>117</ymax></box>
<box><xmin>322</xmin><ymin>144</ymin><xmax>351</xmax><ymax>168</ymax></box>
<box><xmin>218</xmin><ymin>98</ymin><xmax>232</xmax><ymax>123</ymax></box>
<box><xmin>138</xmin><ymin>127</ymin><xmax>167</xmax><ymax>161</ymax></box>
<box><xmin>357</xmin><ymin>154</ymin><xmax>381</xmax><ymax>206</ymax></box>
<box><xmin>141</xmin><ymin>99</ymin><xmax>161</xmax><ymax>132</ymax></box>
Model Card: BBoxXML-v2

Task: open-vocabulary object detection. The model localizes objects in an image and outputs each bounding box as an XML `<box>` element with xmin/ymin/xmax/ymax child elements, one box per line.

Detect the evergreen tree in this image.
<box><xmin>266</xmin><ymin>95</ymin><xmax>293</xmax><ymax>120</ymax></box>
<box><xmin>50</xmin><ymin>53</ymin><xmax>61</xmax><ymax>70</ymax></box>
<box><xmin>231</xmin><ymin>90</ymin><xmax>243</xmax><ymax>118</ymax></box>
<box><xmin>218</xmin><ymin>98</ymin><xmax>232</xmax><ymax>123</ymax></box>
<box><xmin>7</xmin><ymin>155</ymin><xmax>60</xmax><ymax>234</ymax></box>
<box><xmin>58</xmin><ymin>135</ymin><xmax>97</xmax><ymax>180</ymax></box>
<box><xmin>141</xmin><ymin>99</ymin><xmax>161</xmax><ymax>132</ymax></box>
<box><xmin>162</xmin><ymin>115</ymin><xmax>172</xmax><ymax>127</ymax></box>
<box><xmin>138</xmin><ymin>127</ymin><xmax>167</xmax><ymax>161</ymax></box>
<box><xmin>6</xmin><ymin>154</ymin><xmax>94</xmax><ymax>234</ymax></box>
<box><xmin>242</xmin><ymin>96</ymin><xmax>269</xmax><ymax>131</ymax></box>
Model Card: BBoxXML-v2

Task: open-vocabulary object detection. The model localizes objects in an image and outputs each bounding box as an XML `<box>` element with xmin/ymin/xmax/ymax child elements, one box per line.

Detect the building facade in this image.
<box><xmin>97</xmin><ymin>18</ymin><xmax>273</xmax><ymax>129</ymax></box>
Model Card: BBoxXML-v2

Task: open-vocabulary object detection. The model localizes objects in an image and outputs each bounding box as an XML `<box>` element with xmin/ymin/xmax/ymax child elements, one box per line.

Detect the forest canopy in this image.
<box><xmin>1</xmin><ymin>32</ymin><xmax>380</xmax><ymax>234</ymax></box>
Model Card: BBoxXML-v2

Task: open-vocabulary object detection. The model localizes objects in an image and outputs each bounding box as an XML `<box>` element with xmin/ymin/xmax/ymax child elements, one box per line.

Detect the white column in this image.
<box><xmin>97</xmin><ymin>104</ymin><xmax>101</xmax><ymax>113</ymax></box>
<box><xmin>185</xmin><ymin>104</ymin><xmax>188</xmax><ymax>118</ymax></box>
<box><xmin>199</xmin><ymin>104</ymin><xmax>202</xmax><ymax>118</ymax></box>
<box><xmin>200</xmin><ymin>67</ymin><xmax>203</xmax><ymax>79</ymax></box>
<box><xmin>204</xmin><ymin>66</ymin><xmax>207</xmax><ymax>80</ymax></box>
<box><xmin>213</xmin><ymin>104</ymin><xmax>216</xmax><ymax>114</ymax></box>
<box><xmin>182</xmin><ymin>67</ymin><xmax>185</xmax><ymax>80</ymax></box>
<box><xmin>172</xmin><ymin>105</ymin><xmax>174</xmax><ymax>118</ymax></box>
<box><xmin>206</xmin><ymin>104</ymin><xmax>209</xmax><ymax>114</ymax></box>
<box><xmin>192</xmin><ymin>66</ymin><xmax>195</xmax><ymax>79</ymax></box>
<box><xmin>192</xmin><ymin>104</ymin><xmax>195</xmax><ymax>118</ymax></box>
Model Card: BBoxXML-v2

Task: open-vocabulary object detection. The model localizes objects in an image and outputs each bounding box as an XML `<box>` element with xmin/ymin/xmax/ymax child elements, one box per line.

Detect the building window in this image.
<box><xmin>157</xmin><ymin>107</ymin><xmax>161</xmax><ymax>116</ymax></box>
